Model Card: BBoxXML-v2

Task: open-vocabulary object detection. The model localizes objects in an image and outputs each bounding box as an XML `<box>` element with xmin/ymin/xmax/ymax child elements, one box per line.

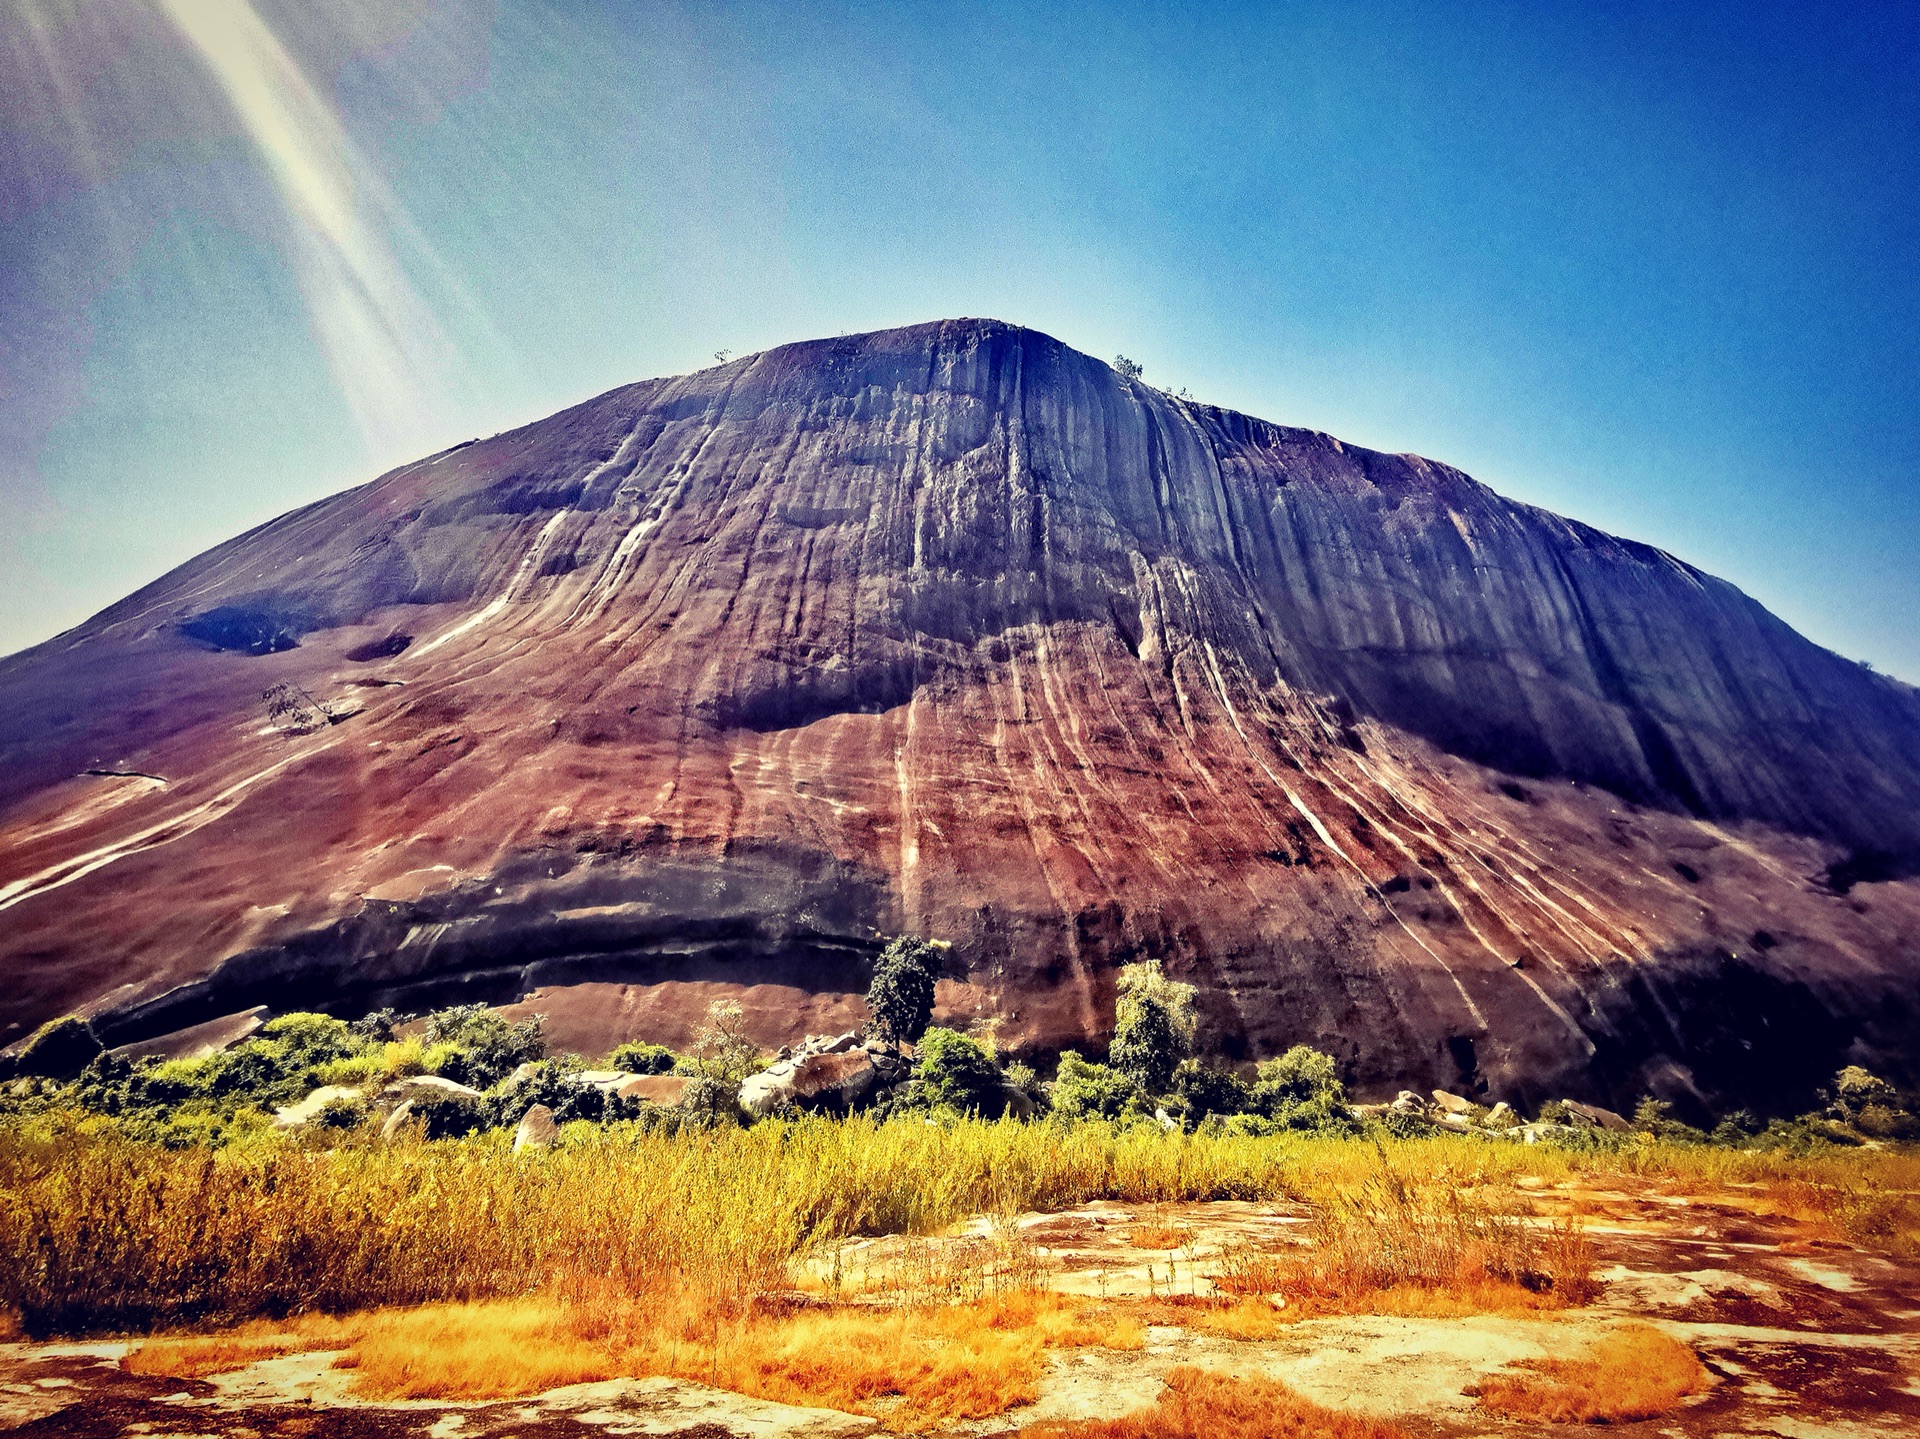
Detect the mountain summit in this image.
<box><xmin>4</xmin><ymin>319</ymin><xmax>1917</xmax><ymax>1109</ymax></box>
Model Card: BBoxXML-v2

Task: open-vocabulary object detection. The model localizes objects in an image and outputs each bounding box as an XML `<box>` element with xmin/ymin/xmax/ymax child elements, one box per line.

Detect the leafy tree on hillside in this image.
<box><xmin>1112</xmin><ymin>355</ymin><xmax>1144</xmax><ymax>382</ymax></box>
<box><xmin>1109</xmin><ymin>961</ymin><xmax>1196</xmax><ymax>1094</ymax></box>
<box><xmin>866</xmin><ymin>936</ymin><xmax>945</xmax><ymax>1046</ymax></box>
<box><xmin>609</xmin><ymin>1041</ymin><xmax>676</xmax><ymax>1075</ymax></box>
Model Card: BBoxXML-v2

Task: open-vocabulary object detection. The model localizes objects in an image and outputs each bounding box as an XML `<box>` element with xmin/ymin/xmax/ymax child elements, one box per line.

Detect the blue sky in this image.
<box><xmin>3</xmin><ymin>0</ymin><xmax>1916</xmax><ymax>676</ymax></box>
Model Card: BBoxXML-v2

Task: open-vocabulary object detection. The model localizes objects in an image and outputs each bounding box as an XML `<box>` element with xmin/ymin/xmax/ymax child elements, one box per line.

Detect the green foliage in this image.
<box><xmin>609</xmin><ymin>1041</ymin><xmax>676</xmax><ymax>1075</ymax></box>
<box><xmin>676</xmin><ymin>1073</ymin><xmax>746</xmax><ymax>1128</ymax></box>
<box><xmin>11</xmin><ymin>1016</ymin><xmax>102</xmax><ymax>1080</ymax></box>
<box><xmin>1112</xmin><ymin>354</ymin><xmax>1144</xmax><ymax>382</ymax></box>
<box><xmin>1049</xmin><ymin>1052</ymin><xmax>1138</xmax><ymax>1120</ymax></box>
<box><xmin>1001</xmin><ymin>1061</ymin><xmax>1042</xmax><ymax>1103</ymax></box>
<box><xmin>1751</xmin><ymin>1115</ymin><xmax>1864</xmax><ymax>1154</ymax></box>
<box><xmin>1632</xmin><ymin>1097</ymin><xmax>1708</xmax><ymax>1144</ymax></box>
<box><xmin>1250</xmin><ymin>1045</ymin><xmax>1348</xmax><ymax>1130</ymax></box>
<box><xmin>1109</xmin><ymin>961</ymin><xmax>1196</xmax><ymax>1094</ymax></box>
<box><xmin>865</xmin><ymin>937</ymin><xmax>942</xmax><ymax>1045</ymax></box>
<box><xmin>1171</xmin><ymin>1060</ymin><xmax>1251</xmax><ymax>1128</ymax></box>
<box><xmin>408</xmin><ymin>1088</ymin><xmax>485</xmax><ymax>1140</ymax></box>
<box><xmin>484</xmin><ymin>1058</ymin><xmax>606</xmax><ymax>1130</ymax></box>
<box><xmin>422</xmin><ymin>1006</ymin><xmax>546</xmax><ymax>1089</ymax></box>
<box><xmin>1824</xmin><ymin>1065</ymin><xmax>1916</xmax><ymax>1138</ymax></box>
<box><xmin>914</xmin><ymin>1028</ymin><xmax>1005</xmax><ymax>1114</ymax></box>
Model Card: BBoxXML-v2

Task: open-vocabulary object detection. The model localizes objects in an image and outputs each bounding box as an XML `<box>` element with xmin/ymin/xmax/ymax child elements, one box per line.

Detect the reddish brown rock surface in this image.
<box><xmin>2</xmin><ymin>319</ymin><xmax>1917</xmax><ymax>1110</ymax></box>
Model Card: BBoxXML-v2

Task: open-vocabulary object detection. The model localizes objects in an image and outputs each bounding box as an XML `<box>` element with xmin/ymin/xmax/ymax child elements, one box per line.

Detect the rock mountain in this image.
<box><xmin>4</xmin><ymin>319</ymin><xmax>1917</xmax><ymax>1111</ymax></box>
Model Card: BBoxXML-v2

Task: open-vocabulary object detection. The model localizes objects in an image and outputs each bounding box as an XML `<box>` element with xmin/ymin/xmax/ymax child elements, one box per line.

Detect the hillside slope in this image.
<box><xmin>3</xmin><ymin>319</ymin><xmax>1917</xmax><ymax>1110</ymax></box>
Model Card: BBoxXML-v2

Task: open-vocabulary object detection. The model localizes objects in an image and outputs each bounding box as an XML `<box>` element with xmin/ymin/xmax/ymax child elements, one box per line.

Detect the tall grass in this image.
<box><xmin>2</xmin><ymin>1110</ymin><xmax>1913</xmax><ymax>1336</ymax></box>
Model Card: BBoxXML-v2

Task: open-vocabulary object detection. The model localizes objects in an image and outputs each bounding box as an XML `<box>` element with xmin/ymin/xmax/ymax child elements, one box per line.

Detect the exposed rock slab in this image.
<box><xmin>2</xmin><ymin>319</ymin><xmax>1918</xmax><ymax>1107</ymax></box>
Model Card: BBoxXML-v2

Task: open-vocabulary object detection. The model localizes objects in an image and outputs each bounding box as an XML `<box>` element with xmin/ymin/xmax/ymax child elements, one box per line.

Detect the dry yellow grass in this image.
<box><xmin>123</xmin><ymin>1289</ymin><xmax>1146</xmax><ymax>1432</ymax></box>
<box><xmin>1209</xmin><ymin>1164</ymin><xmax>1596</xmax><ymax>1320</ymax></box>
<box><xmin>1020</xmin><ymin>1365</ymin><xmax>1412</xmax><ymax>1438</ymax></box>
<box><xmin>7</xmin><ymin>1110</ymin><xmax>1914</xmax><ymax>1339</ymax></box>
<box><xmin>1468</xmin><ymin>1324</ymin><xmax>1710</xmax><ymax>1424</ymax></box>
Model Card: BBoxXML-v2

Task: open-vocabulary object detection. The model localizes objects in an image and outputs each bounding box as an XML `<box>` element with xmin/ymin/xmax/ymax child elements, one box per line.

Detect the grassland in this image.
<box><xmin>4</xmin><ymin>1109</ymin><xmax>1915</xmax><ymax>1338</ymax></box>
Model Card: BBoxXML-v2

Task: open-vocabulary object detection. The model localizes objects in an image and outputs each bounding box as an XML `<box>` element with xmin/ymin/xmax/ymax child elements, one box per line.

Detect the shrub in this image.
<box><xmin>917</xmin><ymin>1029</ymin><xmax>1006</xmax><ymax>1115</ymax></box>
<box><xmin>866</xmin><ymin>937</ymin><xmax>943</xmax><ymax>1045</ymax></box>
<box><xmin>409</xmin><ymin>1089</ymin><xmax>485</xmax><ymax>1140</ymax></box>
<box><xmin>423</xmin><ymin>1006</ymin><xmax>546</xmax><ymax>1090</ymax></box>
<box><xmin>1251</xmin><ymin>1046</ymin><xmax>1349</xmax><ymax>1130</ymax></box>
<box><xmin>1049</xmin><ymin>1053</ymin><xmax>1137</xmax><ymax>1120</ymax></box>
<box><xmin>1632</xmin><ymin>1098</ymin><xmax>1706</xmax><ymax>1144</ymax></box>
<box><xmin>1109</xmin><ymin>962</ymin><xmax>1196</xmax><ymax>1095</ymax></box>
<box><xmin>486</xmin><ymin>1060</ymin><xmax>605</xmax><ymax>1129</ymax></box>
<box><xmin>1171</xmin><ymin>1061</ymin><xmax>1250</xmax><ymax>1128</ymax></box>
<box><xmin>10</xmin><ymin>1017</ymin><xmax>102</xmax><ymax>1080</ymax></box>
<box><xmin>608</xmin><ymin>1042</ymin><xmax>676</xmax><ymax>1075</ymax></box>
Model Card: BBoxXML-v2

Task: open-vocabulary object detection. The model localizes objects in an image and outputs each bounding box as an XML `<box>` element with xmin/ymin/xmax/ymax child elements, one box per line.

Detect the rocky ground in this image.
<box><xmin>3</xmin><ymin>1177</ymin><xmax>1916</xmax><ymax>1438</ymax></box>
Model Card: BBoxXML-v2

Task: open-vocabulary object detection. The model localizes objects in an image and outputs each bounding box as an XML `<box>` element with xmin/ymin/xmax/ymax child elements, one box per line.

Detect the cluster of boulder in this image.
<box><xmin>1355</xmin><ymin>1087</ymin><xmax>1631</xmax><ymax>1142</ymax></box>
<box><xmin>739</xmin><ymin>1031</ymin><xmax>913</xmax><ymax>1118</ymax></box>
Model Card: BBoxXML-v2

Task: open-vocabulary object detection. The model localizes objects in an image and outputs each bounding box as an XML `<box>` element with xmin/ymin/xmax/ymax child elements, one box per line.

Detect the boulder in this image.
<box><xmin>789</xmin><ymin>1051</ymin><xmax>882</xmax><ymax>1111</ymax></box>
<box><xmin>1431</xmin><ymin>1089</ymin><xmax>1475</xmax><ymax>1115</ymax></box>
<box><xmin>613</xmin><ymin>1074</ymin><xmax>688</xmax><ymax>1105</ymax></box>
<box><xmin>999</xmin><ymin>1086</ymin><xmax>1037</xmax><ymax>1121</ymax></box>
<box><xmin>1512</xmin><ymin>1122</ymin><xmax>1583</xmax><ymax>1144</ymax></box>
<box><xmin>272</xmin><ymin>1084</ymin><xmax>365</xmax><ymax>1130</ymax></box>
<box><xmin>8</xmin><ymin>1016</ymin><xmax>101</xmax><ymax>1081</ymax></box>
<box><xmin>387</xmin><ymin>1074</ymin><xmax>484</xmax><ymax>1102</ymax></box>
<box><xmin>1563</xmin><ymin>1100</ymin><xmax>1631</xmax><ymax>1132</ymax></box>
<box><xmin>819</xmin><ymin>1031</ymin><xmax>862</xmax><ymax>1055</ymax></box>
<box><xmin>380</xmin><ymin>1100</ymin><xmax>417</xmax><ymax>1140</ymax></box>
<box><xmin>1390</xmin><ymin>1089</ymin><xmax>1429</xmax><ymax>1114</ymax></box>
<box><xmin>1483</xmin><ymin>1101</ymin><xmax>1517</xmax><ymax>1129</ymax></box>
<box><xmin>573</xmin><ymin>1070</ymin><xmax>627</xmax><ymax>1087</ymax></box>
<box><xmin>739</xmin><ymin>1068</ymin><xmax>797</xmax><ymax>1119</ymax></box>
<box><xmin>514</xmin><ymin>1103</ymin><xmax>559</xmax><ymax>1153</ymax></box>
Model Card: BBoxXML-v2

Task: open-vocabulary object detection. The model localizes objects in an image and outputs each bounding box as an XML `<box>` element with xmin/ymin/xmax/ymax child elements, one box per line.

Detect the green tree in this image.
<box><xmin>1250</xmin><ymin>1044</ymin><xmax>1348</xmax><ymax>1130</ymax></box>
<box><xmin>1049</xmin><ymin>1052</ymin><xmax>1138</xmax><ymax>1120</ymax></box>
<box><xmin>1112</xmin><ymin>354</ymin><xmax>1144</xmax><ymax>382</ymax></box>
<box><xmin>866</xmin><ymin>936</ymin><xmax>944</xmax><ymax>1045</ymax></box>
<box><xmin>915</xmin><ymin>1028</ymin><xmax>1005</xmax><ymax>1113</ymax></box>
<box><xmin>1109</xmin><ymin>961</ymin><xmax>1196</xmax><ymax>1094</ymax></box>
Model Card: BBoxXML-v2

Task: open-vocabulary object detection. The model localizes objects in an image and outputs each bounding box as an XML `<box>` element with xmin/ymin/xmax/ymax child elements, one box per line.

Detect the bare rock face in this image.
<box><xmin>2</xmin><ymin>318</ymin><xmax>1918</xmax><ymax>1113</ymax></box>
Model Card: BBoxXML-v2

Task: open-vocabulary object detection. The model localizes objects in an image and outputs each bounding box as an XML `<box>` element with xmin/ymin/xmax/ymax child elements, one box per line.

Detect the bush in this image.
<box><xmin>866</xmin><ymin>937</ymin><xmax>942</xmax><ymax>1045</ymax></box>
<box><xmin>1049</xmin><ymin>1052</ymin><xmax>1137</xmax><ymax>1120</ymax></box>
<box><xmin>408</xmin><ymin>1089</ymin><xmax>485</xmax><ymax>1140</ymax></box>
<box><xmin>1632</xmin><ymin>1098</ymin><xmax>1707</xmax><ymax>1144</ymax></box>
<box><xmin>422</xmin><ymin>1006</ymin><xmax>546</xmax><ymax>1090</ymax></box>
<box><xmin>609</xmin><ymin>1042</ymin><xmax>676</xmax><ymax>1075</ymax></box>
<box><xmin>1172</xmin><ymin>1061</ymin><xmax>1251</xmax><ymax>1128</ymax></box>
<box><xmin>1251</xmin><ymin>1045</ymin><xmax>1349</xmax><ymax>1130</ymax></box>
<box><xmin>1109</xmin><ymin>961</ymin><xmax>1196</xmax><ymax>1094</ymax></box>
<box><xmin>10</xmin><ymin>1017</ymin><xmax>102</xmax><ymax>1081</ymax></box>
<box><xmin>915</xmin><ymin>1029</ymin><xmax>1005</xmax><ymax>1115</ymax></box>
